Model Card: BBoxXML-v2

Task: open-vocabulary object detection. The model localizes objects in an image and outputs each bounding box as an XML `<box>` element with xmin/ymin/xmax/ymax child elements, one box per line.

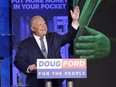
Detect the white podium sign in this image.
<box><xmin>37</xmin><ymin>59</ymin><xmax>87</xmax><ymax>79</ymax></box>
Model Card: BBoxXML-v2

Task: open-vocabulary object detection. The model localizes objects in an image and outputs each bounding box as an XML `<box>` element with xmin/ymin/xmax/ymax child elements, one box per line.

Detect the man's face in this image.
<box><xmin>31</xmin><ymin>17</ymin><xmax>48</xmax><ymax>37</ymax></box>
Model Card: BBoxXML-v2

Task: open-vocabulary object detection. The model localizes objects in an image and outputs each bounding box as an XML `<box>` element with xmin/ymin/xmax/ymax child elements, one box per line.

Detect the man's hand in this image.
<box><xmin>28</xmin><ymin>64</ymin><xmax>37</xmax><ymax>72</ymax></box>
<box><xmin>75</xmin><ymin>26</ymin><xmax>111</xmax><ymax>59</ymax></box>
<box><xmin>70</xmin><ymin>6</ymin><xmax>80</xmax><ymax>24</ymax></box>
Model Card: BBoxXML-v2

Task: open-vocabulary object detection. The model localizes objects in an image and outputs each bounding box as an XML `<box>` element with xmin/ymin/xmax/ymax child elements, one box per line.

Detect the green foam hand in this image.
<box><xmin>75</xmin><ymin>26</ymin><xmax>111</xmax><ymax>59</ymax></box>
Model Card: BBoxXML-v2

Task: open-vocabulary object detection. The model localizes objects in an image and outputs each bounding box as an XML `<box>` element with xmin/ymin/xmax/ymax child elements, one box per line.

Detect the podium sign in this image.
<box><xmin>37</xmin><ymin>59</ymin><xmax>87</xmax><ymax>79</ymax></box>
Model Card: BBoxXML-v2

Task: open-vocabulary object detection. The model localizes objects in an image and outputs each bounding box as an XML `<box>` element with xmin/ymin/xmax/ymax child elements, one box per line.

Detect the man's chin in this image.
<box><xmin>44</xmin><ymin>31</ymin><xmax>47</xmax><ymax>34</ymax></box>
<box><xmin>42</xmin><ymin>32</ymin><xmax>47</xmax><ymax>35</ymax></box>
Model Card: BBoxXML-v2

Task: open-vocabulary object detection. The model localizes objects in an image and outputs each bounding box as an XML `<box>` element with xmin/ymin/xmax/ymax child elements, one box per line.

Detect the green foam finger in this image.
<box><xmin>85</xmin><ymin>26</ymin><xmax>102</xmax><ymax>35</ymax></box>
<box><xmin>80</xmin><ymin>55</ymin><xmax>95</xmax><ymax>59</ymax></box>
<box><xmin>76</xmin><ymin>43</ymin><xmax>95</xmax><ymax>49</ymax></box>
<box><xmin>78</xmin><ymin>36</ymin><xmax>96</xmax><ymax>42</ymax></box>
<box><xmin>76</xmin><ymin>50</ymin><xmax>95</xmax><ymax>55</ymax></box>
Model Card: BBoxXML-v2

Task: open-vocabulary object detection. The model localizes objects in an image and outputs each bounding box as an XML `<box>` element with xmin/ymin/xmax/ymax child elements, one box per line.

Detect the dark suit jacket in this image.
<box><xmin>14</xmin><ymin>26</ymin><xmax>78</xmax><ymax>87</ymax></box>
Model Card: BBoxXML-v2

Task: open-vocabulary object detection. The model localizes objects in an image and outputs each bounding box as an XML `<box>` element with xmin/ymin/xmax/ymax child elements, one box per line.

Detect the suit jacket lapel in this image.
<box><xmin>30</xmin><ymin>35</ymin><xmax>45</xmax><ymax>58</ymax></box>
<box><xmin>46</xmin><ymin>34</ymin><xmax>51</xmax><ymax>58</ymax></box>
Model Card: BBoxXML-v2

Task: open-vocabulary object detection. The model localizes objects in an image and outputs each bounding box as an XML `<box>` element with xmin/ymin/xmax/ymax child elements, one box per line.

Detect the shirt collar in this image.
<box><xmin>33</xmin><ymin>34</ymin><xmax>46</xmax><ymax>39</ymax></box>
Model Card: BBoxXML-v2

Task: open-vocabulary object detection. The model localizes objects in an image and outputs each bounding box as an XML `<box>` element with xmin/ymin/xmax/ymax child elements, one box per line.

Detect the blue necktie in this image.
<box><xmin>40</xmin><ymin>37</ymin><xmax>47</xmax><ymax>58</ymax></box>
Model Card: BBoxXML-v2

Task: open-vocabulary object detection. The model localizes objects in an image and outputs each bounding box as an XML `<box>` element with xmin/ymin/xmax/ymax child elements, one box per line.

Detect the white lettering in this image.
<box><xmin>41</xmin><ymin>4</ymin><xmax>66</xmax><ymax>9</ymax></box>
<box><xmin>22</xmin><ymin>4</ymin><xmax>39</xmax><ymax>9</ymax></box>
<box><xmin>25</xmin><ymin>0</ymin><xmax>44</xmax><ymax>3</ymax></box>
<box><xmin>13</xmin><ymin>4</ymin><xmax>20</xmax><ymax>9</ymax></box>
<box><xmin>12</xmin><ymin>0</ymin><xmax>23</xmax><ymax>3</ymax></box>
<box><xmin>64</xmin><ymin>72</ymin><xmax>86</xmax><ymax>75</ymax></box>
<box><xmin>52</xmin><ymin>72</ymin><xmax>62</xmax><ymax>75</ymax></box>
<box><xmin>45</xmin><ymin>0</ymin><xmax>64</xmax><ymax>3</ymax></box>
<box><xmin>38</xmin><ymin>72</ymin><xmax>49</xmax><ymax>76</ymax></box>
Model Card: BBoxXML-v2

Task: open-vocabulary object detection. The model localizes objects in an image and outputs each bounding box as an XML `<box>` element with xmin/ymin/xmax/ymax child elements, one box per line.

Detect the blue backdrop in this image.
<box><xmin>11</xmin><ymin>0</ymin><xmax>69</xmax><ymax>86</ymax></box>
<box><xmin>0</xmin><ymin>0</ymin><xmax>10</xmax><ymax>87</ymax></box>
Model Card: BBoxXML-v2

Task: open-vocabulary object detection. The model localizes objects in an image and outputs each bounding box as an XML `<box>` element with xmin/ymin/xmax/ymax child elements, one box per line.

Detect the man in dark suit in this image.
<box><xmin>14</xmin><ymin>6</ymin><xmax>80</xmax><ymax>87</ymax></box>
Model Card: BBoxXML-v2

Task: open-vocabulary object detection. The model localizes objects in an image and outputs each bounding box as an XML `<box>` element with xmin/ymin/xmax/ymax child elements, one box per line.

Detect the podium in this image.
<box><xmin>37</xmin><ymin>59</ymin><xmax>87</xmax><ymax>87</ymax></box>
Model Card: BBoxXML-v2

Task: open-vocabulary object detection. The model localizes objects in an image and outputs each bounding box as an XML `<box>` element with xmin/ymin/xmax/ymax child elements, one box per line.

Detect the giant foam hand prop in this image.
<box><xmin>75</xmin><ymin>26</ymin><xmax>111</xmax><ymax>59</ymax></box>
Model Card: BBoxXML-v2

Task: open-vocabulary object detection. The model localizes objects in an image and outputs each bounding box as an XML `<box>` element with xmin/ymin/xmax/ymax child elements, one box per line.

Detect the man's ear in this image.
<box><xmin>31</xmin><ymin>27</ymin><xmax>34</xmax><ymax>32</ymax></box>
